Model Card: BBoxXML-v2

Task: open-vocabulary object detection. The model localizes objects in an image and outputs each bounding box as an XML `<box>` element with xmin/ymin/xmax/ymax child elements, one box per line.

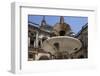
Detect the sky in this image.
<box><xmin>28</xmin><ymin>15</ymin><xmax>88</xmax><ymax>34</ymax></box>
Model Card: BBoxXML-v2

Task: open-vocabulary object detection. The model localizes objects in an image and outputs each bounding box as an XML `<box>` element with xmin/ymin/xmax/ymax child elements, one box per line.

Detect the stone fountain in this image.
<box><xmin>41</xmin><ymin>36</ymin><xmax>82</xmax><ymax>59</ymax></box>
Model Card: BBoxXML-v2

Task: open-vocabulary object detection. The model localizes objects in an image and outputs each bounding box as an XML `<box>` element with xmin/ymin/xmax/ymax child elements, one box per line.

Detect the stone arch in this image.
<box><xmin>42</xmin><ymin>37</ymin><xmax>47</xmax><ymax>42</ymax></box>
<box><xmin>39</xmin><ymin>56</ymin><xmax>49</xmax><ymax>60</ymax></box>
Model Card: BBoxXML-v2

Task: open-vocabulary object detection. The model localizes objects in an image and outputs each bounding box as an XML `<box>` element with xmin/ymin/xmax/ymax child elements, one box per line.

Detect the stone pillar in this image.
<box><xmin>34</xmin><ymin>39</ymin><xmax>36</xmax><ymax>48</ymax></box>
<box><xmin>41</xmin><ymin>39</ymin><xmax>42</xmax><ymax>47</ymax></box>
<box><xmin>35</xmin><ymin>31</ymin><xmax>39</xmax><ymax>48</ymax></box>
<box><xmin>28</xmin><ymin>37</ymin><xmax>30</xmax><ymax>47</ymax></box>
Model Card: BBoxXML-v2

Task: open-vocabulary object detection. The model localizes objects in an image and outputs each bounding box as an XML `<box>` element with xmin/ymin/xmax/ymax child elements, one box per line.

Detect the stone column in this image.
<box><xmin>40</xmin><ymin>39</ymin><xmax>42</xmax><ymax>47</ymax></box>
<box><xmin>34</xmin><ymin>39</ymin><xmax>36</xmax><ymax>48</ymax></box>
<box><xmin>35</xmin><ymin>31</ymin><xmax>39</xmax><ymax>48</ymax></box>
<box><xmin>28</xmin><ymin>37</ymin><xmax>30</xmax><ymax>47</ymax></box>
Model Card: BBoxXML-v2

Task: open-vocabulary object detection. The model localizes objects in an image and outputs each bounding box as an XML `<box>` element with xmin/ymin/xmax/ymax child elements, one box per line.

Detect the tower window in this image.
<box><xmin>59</xmin><ymin>30</ymin><xmax>65</xmax><ymax>36</ymax></box>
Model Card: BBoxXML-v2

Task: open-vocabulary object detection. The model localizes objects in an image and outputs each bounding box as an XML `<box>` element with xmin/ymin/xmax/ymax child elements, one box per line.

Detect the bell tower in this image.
<box><xmin>60</xmin><ymin>16</ymin><xmax>64</xmax><ymax>24</ymax></box>
<box><xmin>41</xmin><ymin>16</ymin><xmax>46</xmax><ymax>26</ymax></box>
<box><xmin>53</xmin><ymin>16</ymin><xmax>71</xmax><ymax>36</ymax></box>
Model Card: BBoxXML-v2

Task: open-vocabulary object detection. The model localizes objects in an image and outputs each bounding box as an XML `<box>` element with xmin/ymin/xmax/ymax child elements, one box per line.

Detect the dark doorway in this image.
<box><xmin>54</xmin><ymin>43</ymin><xmax>59</xmax><ymax>50</ymax></box>
<box><xmin>78</xmin><ymin>55</ymin><xmax>84</xmax><ymax>58</ymax></box>
<box><xmin>29</xmin><ymin>53</ymin><xmax>33</xmax><ymax>58</ymax></box>
<box><xmin>38</xmin><ymin>41</ymin><xmax>41</xmax><ymax>48</ymax></box>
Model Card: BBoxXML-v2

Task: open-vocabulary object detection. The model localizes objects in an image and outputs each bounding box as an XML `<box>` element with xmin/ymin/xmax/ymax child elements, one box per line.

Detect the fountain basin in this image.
<box><xmin>42</xmin><ymin>36</ymin><xmax>82</xmax><ymax>55</ymax></box>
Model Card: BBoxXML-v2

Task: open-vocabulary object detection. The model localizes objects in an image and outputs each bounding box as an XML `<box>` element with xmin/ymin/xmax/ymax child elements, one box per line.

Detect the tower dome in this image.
<box><xmin>53</xmin><ymin>16</ymin><xmax>71</xmax><ymax>36</ymax></box>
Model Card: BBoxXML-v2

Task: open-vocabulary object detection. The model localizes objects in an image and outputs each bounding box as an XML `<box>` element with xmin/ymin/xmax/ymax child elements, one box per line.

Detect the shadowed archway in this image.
<box><xmin>39</xmin><ymin>56</ymin><xmax>50</xmax><ymax>60</ymax></box>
